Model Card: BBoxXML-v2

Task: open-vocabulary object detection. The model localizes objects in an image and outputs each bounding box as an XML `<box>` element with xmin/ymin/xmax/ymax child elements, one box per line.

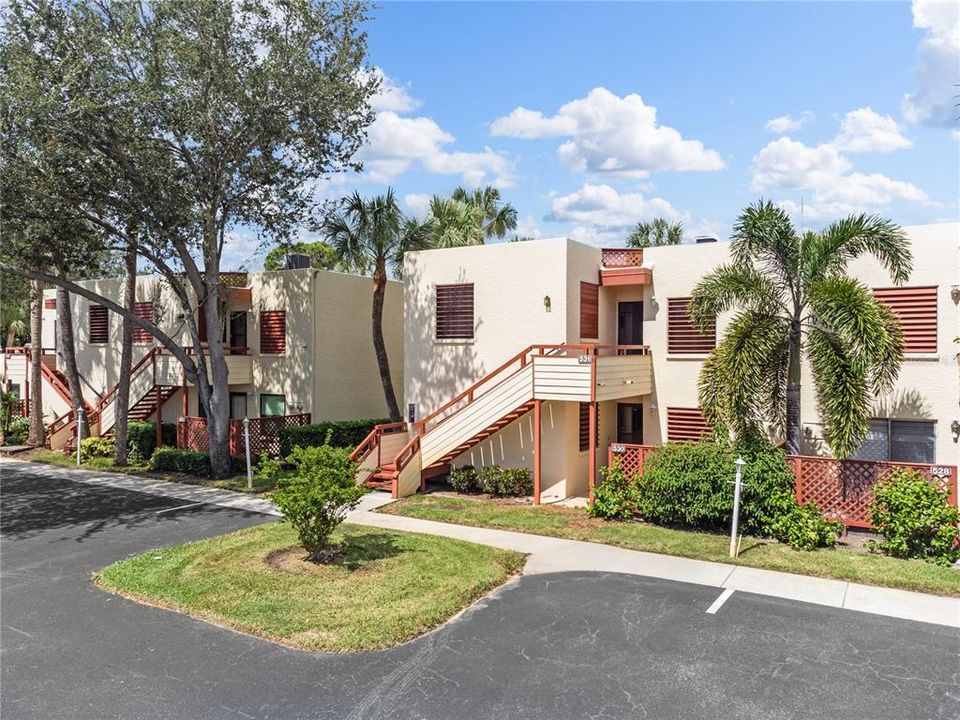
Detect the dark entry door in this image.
<box><xmin>229</xmin><ymin>392</ymin><xmax>248</xmax><ymax>419</ymax></box>
<box><xmin>618</xmin><ymin>301</ymin><xmax>643</xmax><ymax>351</ymax></box>
<box><xmin>617</xmin><ymin>403</ymin><xmax>643</xmax><ymax>444</ymax></box>
<box><xmin>229</xmin><ymin>312</ymin><xmax>247</xmax><ymax>354</ymax></box>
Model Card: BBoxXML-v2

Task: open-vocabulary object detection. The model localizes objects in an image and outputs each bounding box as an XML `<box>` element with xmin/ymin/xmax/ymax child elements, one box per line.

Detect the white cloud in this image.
<box><xmin>750</xmin><ymin>138</ymin><xmax>851</xmax><ymax>191</ymax></box>
<box><xmin>833</xmin><ymin>108</ymin><xmax>912</xmax><ymax>153</ymax></box>
<box><xmin>902</xmin><ymin>0</ymin><xmax>960</xmax><ymax>125</ymax></box>
<box><xmin>765</xmin><ymin>112</ymin><xmax>813</xmax><ymax>134</ymax></box>
<box><xmin>369</xmin><ymin>69</ymin><xmax>421</xmax><ymax>113</ymax></box>
<box><xmin>403</xmin><ymin>193</ymin><xmax>432</xmax><ymax>218</ymax></box>
<box><xmin>952</xmin><ymin>129</ymin><xmax>960</xmax><ymax>141</ymax></box>
<box><xmin>220</xmin><ymin>229</ymin><xmax>264</xmax><ymax>270</ymax></box>
<box><xmin>358</xmin><ymin>112</ymin><xmax>514</xmax><ymax>187</ymax></box>
<box><xmin>491</xmin><ymin>87</ymin><xmax>724</xmax><ymax>178</ymax></box>
<box><xmin>567</xmin><ymin>225</ymin><xmax>630</xmax><ymax>248</ymax></box>
<box><xmin>750</xmin><ymin>108</ymin><xmax>927</xmax><ymax>220</ymax></box>
<box><xmin>547</xmin><ymin>183</ymin><xmax>683</xmax><ymax>227</ymax></box>
<box><xmin>514</xmin><ymin>215</ymin><xmax>543</xmax><ymax>239</ymax></box>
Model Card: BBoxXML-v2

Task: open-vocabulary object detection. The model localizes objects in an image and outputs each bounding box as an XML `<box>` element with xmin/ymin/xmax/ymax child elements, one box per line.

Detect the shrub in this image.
<box><xmin>7</xmin><ymin>417</ymin><xmax>29</xmax><ymax>444</ymax></box>
<box><xmin>735</xmin><ymin>437</ymin><xmax>800</xmax><ymax>537</ymax></box>
<box><xmin>127</xmin><ymin>421</ymin><xmax>177</xmax><ymax>463</ymax></box>
<box><xmin>868</xmin><ymin>468</ymin><xmax>960</xmax><ymax>566</ymax></box>
<box><xmin>80</xmin><ymin>436</ymin><xmax>115</xmax><ymax>462</ymax></box>
<box><xmin>449</xmin><ymin>465</ymin><xmax>480</xmax><ymax>494</ymax></box>
<box><xmin>633</xmin><ymin>442</ymin><xmax>732</xmax><ymax>529</ymax></box>
<box><xmin>773</xmin><ymin>503</ymin><xmax>843</xmax><ymax>551</ymax></box>
<box><xmin>272</xmin><ymin>445</ymin><xmax>365</xmax><ymax>560</ymax></box>
<box><xmin>278</xmin><ymin>418</ymin><xmax>390</xmax><ymax>456</ymax></box>
<box><xmin>476</xmin><ymin>465</ymin><xmax>533</xmax><ymax>497</ymax></box>
<box><xmin>256</xmin><ymin>452</ymin><xmax>283</xmax><ymax>482</ymax></box>
<box><xmin>588</xmin><ymin>461</ymin><xmax>638</xmax><ymax>520</ymax></box>
<box><xmin>150</xmin><ymin>448</ymin><xmax>245</xmax><ymax>477</ymax></box>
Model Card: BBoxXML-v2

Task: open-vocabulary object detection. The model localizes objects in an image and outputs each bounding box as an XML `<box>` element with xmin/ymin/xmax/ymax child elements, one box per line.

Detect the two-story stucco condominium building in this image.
<box><xmin>362</xmin><ymin>223</ymin><xmax>957</xmax><ymax>501</ymax></box>
<box><xmin>3</xmin><ymin>268</ymin><xmax>403</xmax><ymax>448</ymax></box>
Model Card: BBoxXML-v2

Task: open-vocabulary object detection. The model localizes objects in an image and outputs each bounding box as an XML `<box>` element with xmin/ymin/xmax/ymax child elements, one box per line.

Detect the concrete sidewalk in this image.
<box><xmin>4</xmin><ymin>457</ymin><xmax>958</xmax><ymax>628</ymax></box>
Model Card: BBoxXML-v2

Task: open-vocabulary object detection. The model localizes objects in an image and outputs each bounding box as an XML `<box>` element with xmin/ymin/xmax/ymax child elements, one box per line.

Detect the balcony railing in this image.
<box><xmin>601</xmin><ymin>248</ymin><xmax>644</xmax><ymax>267</ymax></box>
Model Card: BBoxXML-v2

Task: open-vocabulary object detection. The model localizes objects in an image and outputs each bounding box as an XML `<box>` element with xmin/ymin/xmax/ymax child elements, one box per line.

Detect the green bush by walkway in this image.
<box><xmin>278</xmin><ymin>418</ymin><xmax>389</xmax><ymax>456</ymax></box>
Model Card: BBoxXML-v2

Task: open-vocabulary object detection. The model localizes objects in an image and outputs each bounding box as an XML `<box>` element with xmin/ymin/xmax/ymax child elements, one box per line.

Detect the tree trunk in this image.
<box><xmin>785</xmin><ymin>321</ymin><xmax>802</xmax><ymax>455</ymax></box>
<box><xmin>371</xmin><ymin>263</ymin><xmax>400</xmax><ymax>421</ymax></box>
<box><xmin>6</xmin><ymin>324</ymin><xmax>15</xmax><ymax>348</ymax></box>
<box><xmin>55</xmin><ymin>284</ymin><xmax>89</xmax><ymax>440</ymax></box>
<box><xmin>27</xmin><ymin>279</ymin><xmax>44</xmax><ymax>446</ymax></box>
<box><xmin>196</xmin><ymin>264</ymin><xmax>232</xmax><ymax>478</ymax></box>
<box><xmin>114</xmin><ymin>243</ymin><xmax>136</xmax><ymax>466</ymax></box>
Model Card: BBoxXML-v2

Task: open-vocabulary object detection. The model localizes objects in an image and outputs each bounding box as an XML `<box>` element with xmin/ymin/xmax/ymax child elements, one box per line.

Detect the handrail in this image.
<box><xmin>95</xmin><ymin>347</ymin><xmax>161</xmax><ymax>414</ymax></box>
<box><xmin>349</xmin><ymin>421</ymin><xmax>406</xmax><ymax>463</ymax></box>
<box><xmin>39</xmin><ymin>363</ymin><xmax>72</xmax><ymax>404</ymax></box>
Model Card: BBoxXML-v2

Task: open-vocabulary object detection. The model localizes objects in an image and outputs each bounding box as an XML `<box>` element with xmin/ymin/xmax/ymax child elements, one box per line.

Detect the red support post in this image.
<box><xmin>533</xmin><ymin>399</ymin><xmax>542</xmax><ymax>506</ymax></box>
<box><xmin>588</xmin><ymin>357</ymin><xmax>597</xmax><ymax>499</ymax></box>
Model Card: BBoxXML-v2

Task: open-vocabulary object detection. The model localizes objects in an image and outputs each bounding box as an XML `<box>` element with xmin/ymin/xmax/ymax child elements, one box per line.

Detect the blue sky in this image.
<box><xmin>231</xmin><ymin>1</ymin><xmax>959</xmax><ymax>267</ymax></box>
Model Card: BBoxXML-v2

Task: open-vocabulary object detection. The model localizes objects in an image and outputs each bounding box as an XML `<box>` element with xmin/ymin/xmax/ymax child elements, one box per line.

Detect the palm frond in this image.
<box><xmin>689</xmin><ymin>263</ymin><xmax>785</xmax><ymax>333</ymax></box>
<box><xmin>731</xmin><ymin>199</ymin><xmax>800</xmax><ymax>298</ymax></box>
<box><xmin>806</xmin><ymin>326</ymin><xmax>871</xmax><ymax>458</ymax></box>
<box><xmin>809</xmin><ymin>214</ymin><xmax>913</xmax><ymax>285</ymax></box>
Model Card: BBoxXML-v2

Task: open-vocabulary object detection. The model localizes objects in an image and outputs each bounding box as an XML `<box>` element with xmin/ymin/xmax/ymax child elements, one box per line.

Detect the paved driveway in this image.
<box><xmin>2</xmin><ymin>465</ymin><xmax>958</xmax><ymax>720</ymax></box>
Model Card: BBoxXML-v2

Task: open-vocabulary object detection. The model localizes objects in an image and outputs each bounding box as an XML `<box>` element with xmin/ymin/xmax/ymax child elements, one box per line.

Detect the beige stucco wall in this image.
<box><xmin>404</xmin><ymin>222</ymin><xmax>958</xmax><ymax>496</ymax></box>
<box><xmin>641</xmin><ymin>223</ymin><xmax>959</xmax><ymax>467</ymax></box>
<box><xmin>33</xmin><ymin>267</ymin><xmax>403</xmax><ymax>428</ymax></box>
<box><xmin>403</xmin><ymin>239</ymin><xmax>574</xmax><ymax>420</ymax></box>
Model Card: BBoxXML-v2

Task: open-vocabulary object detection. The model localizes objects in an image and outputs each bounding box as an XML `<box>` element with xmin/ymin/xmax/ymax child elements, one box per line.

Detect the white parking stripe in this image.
<box><xmin>155</xmin><ymin>502</ymin><xmax>205</xmax><ymax>515</ymax></box>
<box><xmin>706</xmin><ymin>588</ymin><xmax>735</xmax><ymax>614</ymax></box>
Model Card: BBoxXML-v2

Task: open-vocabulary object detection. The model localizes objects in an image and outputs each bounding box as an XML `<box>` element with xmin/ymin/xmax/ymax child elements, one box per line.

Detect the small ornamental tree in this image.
<box><xmin>273</xmin><ymin>445</ymin><xmax>364</xmax><ymax>561</ymax></box>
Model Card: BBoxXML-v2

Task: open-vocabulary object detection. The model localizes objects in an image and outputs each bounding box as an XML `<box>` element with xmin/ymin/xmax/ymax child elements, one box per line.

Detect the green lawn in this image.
<box><xmin>96</xmin><ymin>522</ymin><xmax>525</xmax><ymax>652</ymax></box>
<box><xmin>382</xmin><ymin>495</ymin><xmax>960</xmax><ymax>597</ymax></box>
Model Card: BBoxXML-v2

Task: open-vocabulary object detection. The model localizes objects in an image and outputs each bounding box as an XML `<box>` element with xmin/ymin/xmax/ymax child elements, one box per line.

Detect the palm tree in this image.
<box><xmin>689</xmin><ymin>201</ymin><xmax>911</xmax><ymax>458</ymax></box>
<box><xmin>451</xmin><ymin>186</ymin><xmax>518</xmax><ymax>241</ymax></box>
<box><xmin>323</xmin><ymin>190</ymin><xmax>432</xmax><ymax>421</ymax></box>
<box><xmin>627</xmin><ymin>217</ymin><xmax>683</xmax><ymax>247</ymax></box>
<box><xmin>426</xmin><ymin>195</ymin><xmax>485</xmax><ymax>248</ymax></box>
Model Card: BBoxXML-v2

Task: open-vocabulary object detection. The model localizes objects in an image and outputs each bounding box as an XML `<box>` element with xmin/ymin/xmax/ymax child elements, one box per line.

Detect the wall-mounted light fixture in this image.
<box><xmin>649</xmin><ymin>404</ymin><xmax>657</xmax><ymax>414</ymax></box>
<box><xmin>543</xmin><ymin>295</ymin><xmax>552</xmax><ymax>312</ymax></box>
<box><xmin>951</xmin><ymin>286</ymin><xmax>960</xmax><ymax>303</ymax></box>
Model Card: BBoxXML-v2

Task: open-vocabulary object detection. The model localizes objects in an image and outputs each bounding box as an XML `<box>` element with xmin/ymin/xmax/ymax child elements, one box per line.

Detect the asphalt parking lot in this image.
<box><xmin>3</xmin><ymin>464</ymin><xmax>958</xmax><ymax>720</ymax></box>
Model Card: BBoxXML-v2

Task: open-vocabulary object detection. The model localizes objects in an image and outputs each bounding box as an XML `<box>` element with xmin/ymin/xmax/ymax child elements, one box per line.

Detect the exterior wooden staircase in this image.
<box><xmin>351</xmin><ymin>345</ymin><xmax>564</xmax><ymax>497</ymax></box>
<box><xmin>46</xmin><ymin>348</ymin><xmax>179</xmax><ymax>451</ymax></box>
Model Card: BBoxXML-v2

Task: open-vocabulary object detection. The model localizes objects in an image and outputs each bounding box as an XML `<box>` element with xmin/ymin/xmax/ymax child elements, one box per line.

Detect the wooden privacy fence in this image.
<box><xmin>177</xmin><ymin>413</ymin><xmax>311</xmax><ymax>458</ymax></box>
<box><xmin>608</xmin><ymin>443</ymin><xmax>958</xmax><ymax>529</ymax></box>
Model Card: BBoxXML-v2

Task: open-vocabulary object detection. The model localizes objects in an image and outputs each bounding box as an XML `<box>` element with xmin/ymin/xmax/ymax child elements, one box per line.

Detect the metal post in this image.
<box><xmin>243</xmin><ymin>417</ymin><xmax>252</xmax><ymax>491</ymax></box>
<box><xmin>75</xmin><ymin>408</ymin><xmax>84</xmax><ymax>466</ymax></box>
<box><xmin>729</xmin><ymin>457</ymin><xmax>745</xmax><ymax>558</ymax></box>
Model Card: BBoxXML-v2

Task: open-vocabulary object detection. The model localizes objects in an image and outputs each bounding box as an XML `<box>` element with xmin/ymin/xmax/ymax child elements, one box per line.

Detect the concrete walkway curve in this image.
<box><xmin>3</xmin><ymin>457</ymin><xmax>957</xmax><ymax>628</ymax></box>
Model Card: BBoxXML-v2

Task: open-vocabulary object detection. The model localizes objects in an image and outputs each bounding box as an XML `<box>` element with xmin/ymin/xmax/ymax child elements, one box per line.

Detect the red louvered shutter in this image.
<box><xmin>44</xmin><ymin>298</ymin><xmax>56</xmax><ymax>310</ymax></box>
<box><xmin>88</xmin><ymin>305</ymin><xmax>108</xmax><ymax>344</ymax></box>
<box><xmin>260</xmin><ymin>311</ymin><xmax>286</xmax><ymax>354</ymax></box>
<box><xmin>668</xmin><ymin>297</ymin><xmax>715</xmax><ymax>354</ymax></box>
<box><xmin>133</xmin><ymin>302</ymin><xmax>153</xmax><ymax>343</ymax></box>
<box><xmin>580</xmin><ymin>282</ymin><xmax>599</xmax><ymax>339</ymax></box>
<box><xmin>874</xmin><ymin>286</ymin><xmax>937</xmax><ymax>354</ymax></box>
<box><xmin>435</xmin><ymin>284</ymin><xmax>474</xmax><ymax>340</ymax></box>
<box><xmin>666</xmin><ymin>407</ymin><xmax>712</xmax><ymax>442</ymax></box>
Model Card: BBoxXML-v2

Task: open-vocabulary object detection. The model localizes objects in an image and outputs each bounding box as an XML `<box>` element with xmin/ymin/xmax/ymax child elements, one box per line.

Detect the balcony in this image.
<box><xmin>177</xmin><ymin>346</ymin><xmax>253</xmax><ymax>386</ymax></box>
<box><xmin>532</xmin><ymin>345</ymin><xmax>653</xmax><ymax>402</ymax></box>
<box><xmin>599</xmin><ymin>248</ymin><xmax>652</xmax><ymax>287</ymax></box>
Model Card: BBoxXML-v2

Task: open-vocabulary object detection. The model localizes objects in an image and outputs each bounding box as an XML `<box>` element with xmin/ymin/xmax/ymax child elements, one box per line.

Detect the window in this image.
<box><xmin>874</xmin><ymin>286</ymin><xmax>937</xmax><ymax>354</ymax></box>
<box><xmin>853</xmin><ymin>419</ymin><xmax>935</xmax><ymax>464</ymax></box>
<box><xmin>259</xmin><ymin>311</ymin><xmax>286</xmax><ymax>354</ymax></box>
<box><xmin>667</xmin><ymin>297</ymin><xmax>715</xmax><ymax>354</ymax></box>
<box><xmin>260</xmin><ymin>394</ymin><xmax>286</xmax><ymax>417</ymax></box>
<box><xmin>9</xmin><ymin>383</ymin><xmax>20</xmax><ymax>399</ymax></box>
<box><xmin>579</xmin><ymin>282</ymin><xmax>599</xmax><ymax>339</ymax></box>
<box><xmin>666</xmin><ymin>407</ymin><xmax>712</xmax><ymax>442</ymax></box>
<box><xmin>132</xmin><ymin>302</ymin><xmax>153</xmax><ymax>343</ymax></box>
<box><xmin>435</xmin><ymin>284</ymin><xmax>474</xmax><ymax>340</ymax></box>
<box><xmin>578</xmin><ymin>402</ymin><xmax>597</xmax><ymax>452</ymax></box>
<box><xmin>88</xmin><ymin>305</ymin><xmax>108</xmax><ymax>344</ymax></box>
<box><xmin>229</xmin><ymin>393</ymin><xmax>248</xmax><ymax>419</ymax></box>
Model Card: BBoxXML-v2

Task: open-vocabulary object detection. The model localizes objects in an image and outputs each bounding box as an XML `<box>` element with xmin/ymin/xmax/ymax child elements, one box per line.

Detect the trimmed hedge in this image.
<box><xmin>150</xmin><ymin>448</ymin><xmax>245</xmax><ymax>477</ymax></box>
<box><xmin>127</xmin><ymin>421</ymin><xmax>177</xmax><ymax>463</ymax></box>
<box><xmin>278</xmin><ymin>418</ymin><xmax>390</xmax><ymax>456</ymax></box>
